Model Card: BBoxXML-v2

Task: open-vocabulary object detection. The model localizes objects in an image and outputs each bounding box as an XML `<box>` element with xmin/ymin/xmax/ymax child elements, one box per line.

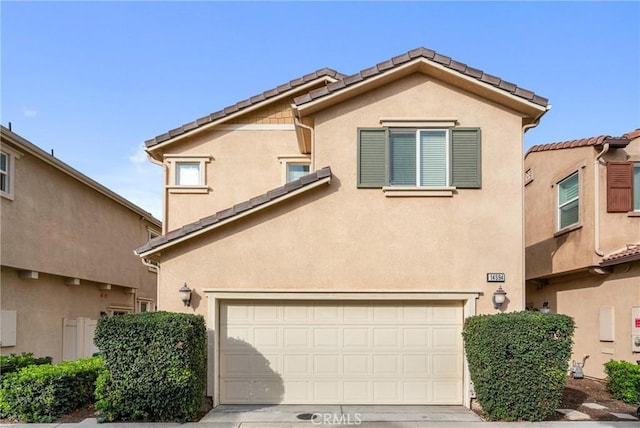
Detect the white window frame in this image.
<box><xmin>388</xmin><ymin>128</ymin><xmax>450</xmax><ymax>188</ymax></box>
<box><xmin>165</xmin><ymin>154</ymin><xmax>212</xmax><ymax>194</ymax></box>
<box><xmin>557</xmin><ymin>171</ymin><xmax>580</xmax><ymax>231</ymax></box>
<box><xmin>278</xmin><ymin>155</ymin><xmax>311</xmax><ymax>184</ymax></box>
<box><xmin>0</xmin><ymin>146</ymin><xmax>22</xmax><ymax>200</ymax></box>
<box><xmin>137</xmin><ymin>298</ymin><xmax>153</xmax><ymax>313</ymax></box>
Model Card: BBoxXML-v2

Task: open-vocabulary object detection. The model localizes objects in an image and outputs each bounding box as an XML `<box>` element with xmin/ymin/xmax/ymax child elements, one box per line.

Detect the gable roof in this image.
<box><xmin>1</xmin><ymin>126</ymin><xmax>161</xmax><ymax>228</ymax></box>
<box><xmin>294</xmin><ymin>47</ymin><xmax>549</xmax><ymax>109</ymax></box>
<box><xmin>600</xmin><ymin>244</ymin><xmax>640</xmax><ymax>267</ymax></box>
<box><xmin>145</xmin><ymin>68</ymin><xmax>344</xmax><ymax>149</ymax></box>
<box><xmin>135</xmin><ymin>167</ymin><xmax>332</xmax><ymax>257</ymax></box>
<box><xmin>525</xmin><ymin>131</ymin><xmax>635</xmax><ymax>157</ymax></box>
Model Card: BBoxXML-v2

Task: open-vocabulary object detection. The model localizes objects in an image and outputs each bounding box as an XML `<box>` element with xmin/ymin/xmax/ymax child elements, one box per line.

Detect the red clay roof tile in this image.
<box><xmin>600</xmin><ymin>244</ymin><xmax>640</xmax><ymax>267</ymax></box>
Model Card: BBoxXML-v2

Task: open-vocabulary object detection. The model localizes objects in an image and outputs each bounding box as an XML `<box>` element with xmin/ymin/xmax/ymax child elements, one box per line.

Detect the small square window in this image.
<box><xmin>287</xmin><ymin>163</ymin><xmax>310</xmax><ymax>182</ymax></box>
<box><xmin>176</xmin><ymin>162</ymin><xmax>201</xmax><ymax>186</ymax></box>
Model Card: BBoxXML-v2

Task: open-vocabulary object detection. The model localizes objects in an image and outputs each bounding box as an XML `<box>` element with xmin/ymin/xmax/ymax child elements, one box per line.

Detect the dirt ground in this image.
<box><xmin>471</xmin><ymin>376</ymin><xmax>638</xmax><ymax>421</ymax></box>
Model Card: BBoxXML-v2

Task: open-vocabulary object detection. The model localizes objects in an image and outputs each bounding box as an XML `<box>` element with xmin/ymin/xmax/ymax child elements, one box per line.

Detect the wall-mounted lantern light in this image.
<box><xmin>179</xmin><ymin>283</ymin><xmax>192</xmax><ymax>307</ymax></box>
<box><xmin>492</xmin><ymin>285</ymin><xmax>507</xmax><ymax>309</ymax></box>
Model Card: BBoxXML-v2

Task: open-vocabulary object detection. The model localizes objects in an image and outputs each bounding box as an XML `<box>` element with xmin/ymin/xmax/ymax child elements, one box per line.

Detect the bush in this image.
<box><xmin>0</xmin><ymin>356</ymin><xmax>104</xmax><ymax>422</ymax></box>
<box><xmin>94</xmin><ymin>311</ymin><xmax>206</xmax><ymax>422</ymax></box>
<box><xmin>462</xmin><ymin>311</ymin><xmax>575</xmax><ymax>421</ymax></box>
<box><xmin>0</xmin><ymin>352</ymin><xmax>52</xmax><ymax>374</ymax></box>
<box><xmin>604</xmin><ymin>360</ymin><xmax>640</xmax><ymax>405</ymax></box>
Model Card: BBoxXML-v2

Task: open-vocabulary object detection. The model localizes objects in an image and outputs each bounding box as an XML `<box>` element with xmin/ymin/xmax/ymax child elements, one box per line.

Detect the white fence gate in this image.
<box><xmin>62</xmin><ymin>318</ymin><xmax>98</xmax><ymax>361</ymax></box>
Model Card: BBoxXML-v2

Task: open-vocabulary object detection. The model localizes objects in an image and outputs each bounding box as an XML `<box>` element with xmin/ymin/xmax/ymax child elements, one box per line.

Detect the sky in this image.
<box><xmin>2</xmin><ymin>1</ymin><xmax>639</xmax><ymax>220</ymax></box>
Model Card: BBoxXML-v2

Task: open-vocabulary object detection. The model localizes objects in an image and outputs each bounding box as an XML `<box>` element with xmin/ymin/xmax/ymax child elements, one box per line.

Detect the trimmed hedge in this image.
<box><xmin>0</xmin><ymin>352</ymin><xmax>52</xmax><ymax>374</ymax></box>
<box><xmin>0</xmin><ymin>356</ymin><xmax>104</xmax><ymax>422</ymax></box>
<box><xmin>462</xmin><ymin>311</ymin><xmax>575</xmax><ymax>421</ymax></box>
<box><xmin>604</xmin><ymin>360</ymin><xmax>640</xmax><ymax>405</ymax></box>
<box><xmin>94</xmin><ymin>311</ymin><xmax>206</xmax><ymax>422</ymax></box>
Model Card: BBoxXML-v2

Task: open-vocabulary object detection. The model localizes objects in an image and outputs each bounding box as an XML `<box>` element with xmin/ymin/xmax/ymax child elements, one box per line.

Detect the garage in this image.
<box><xmin>219</xmin><ymin>300</ymin><xmax>463</xmax><ymax>404</ymax></box>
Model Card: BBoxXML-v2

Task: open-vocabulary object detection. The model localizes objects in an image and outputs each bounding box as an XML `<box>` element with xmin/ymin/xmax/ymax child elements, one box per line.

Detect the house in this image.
<box><xmin>135</xmin><ymin>47</ymin><xmax>550</xmax><ymax>407</ymax></box>
<box><xmin>524</xmin><ymin>129</ymin><xmax>640</xmax><ymax>378</ymax></box>
<box><xmin>0</xmin><ymin>125</ymin><xmax>161</xmax><ymax>363</ymax></box>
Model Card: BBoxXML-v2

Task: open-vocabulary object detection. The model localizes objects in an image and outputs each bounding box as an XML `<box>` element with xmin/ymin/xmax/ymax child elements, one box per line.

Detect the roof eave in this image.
<box><xmin>295</xmin><ymin>58</ymin><xmax>548</xmax><ymax>120</ymax></box>
<box><xmin>146</xmin><ymin>76</ymin><xmax>339</xmax><ymax>155</ymax></box>
<box><xmin>136</xmin><ymin>174</ymin><xmax>331</xmax><ymax>258</ymax></box>
<box><xmin>600</xmin><ymin>253</ymin><xmax>640</xmax><ymax>267</ymax></box>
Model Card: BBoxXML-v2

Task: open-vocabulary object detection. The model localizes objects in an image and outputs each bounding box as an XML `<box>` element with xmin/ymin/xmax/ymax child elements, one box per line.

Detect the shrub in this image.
<box><xmin>94</xmin><ymin>311</ymin><xmax>206</xmax><ymax>422</ymax></box>
<box><xmin>604</xmin><ymin>360</ymin><xmax>640</xmax><ymax>405</ymax></box>
<box><xmin>0</xmin><ymin>352</ymin><xmax>52</xmax><ymax>374</ymax></box>
<box><xmin>0</xmin><ymin>356</ymin><xmax>104</xmax><ymax>422</ymax></box>
<box><xmin>462</xmin><ymin>311</ymin><xmax>575</xmax><ymax>421</ymax></box>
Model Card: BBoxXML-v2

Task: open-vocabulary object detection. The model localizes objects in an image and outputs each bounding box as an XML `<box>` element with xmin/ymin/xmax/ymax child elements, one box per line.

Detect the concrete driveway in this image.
<box><xmin>200</xmin><ymin>404</ymin><xmax>482</xmax><ymax>425</ymax></box>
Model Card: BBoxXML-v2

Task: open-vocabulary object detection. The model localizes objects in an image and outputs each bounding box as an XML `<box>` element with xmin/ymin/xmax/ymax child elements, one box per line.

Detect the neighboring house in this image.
<box><xmin>0</xmin><ymin>126</ymin><xmax>161</xmax><ymax>363</ymax></box>
<box><xmin>136</xmin><ymin>47</ymin><xmax>549</xmax><ymax>407</ymax></box>
<box><xmin>525</xmin><ymin>129</ymin><xmax>640</xmax><ymax>378</ymax></box>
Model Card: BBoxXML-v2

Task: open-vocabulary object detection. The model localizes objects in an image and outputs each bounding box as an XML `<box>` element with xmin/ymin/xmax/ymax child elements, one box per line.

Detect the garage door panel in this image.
<box><xmin>220</xmin><ymin>300</ymin><xmax>463</xmax><ymax>405</ymax></box>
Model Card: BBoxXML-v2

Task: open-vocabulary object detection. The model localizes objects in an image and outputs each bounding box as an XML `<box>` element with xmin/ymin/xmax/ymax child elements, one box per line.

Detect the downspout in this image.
<box><xmin>292</xmin><ymin>108</ymin><xmax>315</xmax><ymax>169</ymax></box>
<box><xmin>594</xmin><ymin>143</ymin><xmax>610</xmax><ymax>257</ymax></box>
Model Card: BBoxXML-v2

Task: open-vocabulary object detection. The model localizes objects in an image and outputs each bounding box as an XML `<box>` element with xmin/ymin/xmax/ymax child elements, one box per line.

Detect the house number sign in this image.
<box><xmin>487</xmin><ymin>273</ymin><xmax>505</xmax><ymax>282</ymax></box>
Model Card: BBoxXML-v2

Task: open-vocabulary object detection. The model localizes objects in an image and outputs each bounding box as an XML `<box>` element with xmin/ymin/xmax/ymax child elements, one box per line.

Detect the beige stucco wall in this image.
<box><xmin>1</xmin><ymin>267</ymin><xmax>141</xmax><ymax>362</ymax></box>
<box><xmin>525</xmin><ymin>137</ymin><xmax>640</xmax><ymax>279</ymax></box>
<box><xmin>155</xmin><ymin>72</ymin><xmax>529</xmax><ymax>318</ymax></box>
<box><xmin>1</xmin><ymin>133</ymin><xmax>159</xmax><ymax>360</ymax></box>
<box><xmin>526</xmin><ymin>262</ymin><xmax>640</xmax><ymax>378</ymax></box>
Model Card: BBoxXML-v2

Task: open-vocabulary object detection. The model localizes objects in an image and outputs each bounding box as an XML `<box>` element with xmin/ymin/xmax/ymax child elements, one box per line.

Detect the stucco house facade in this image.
<box><xmin>525</xmin><ymin>129</ymin><xmax>640</xmax><ymax>378</ymax></box>
<box><xmin>1</xmin><ymin>125</ymin><xmax>161</xmax><ymax>363</ymax></box>
<box><xmin>136</xmin><ymin>47</ymin><xmax>549</xmax><ymax>407</ymax></box>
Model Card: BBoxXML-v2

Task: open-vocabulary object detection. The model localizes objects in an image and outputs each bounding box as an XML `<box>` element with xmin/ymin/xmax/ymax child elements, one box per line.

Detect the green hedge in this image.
<box><xmin>604</xmin><ymin>360</ymin><xmax>640</xmax><ymax>405</ymax></box>
<box><xmin>0</xmin><ymin>352</ymin><xmax>52</xmax><ymax>374</ymax></box>
<box><xmin>462</xmin><ymin>311</ymin><xmax>575</xmax><ymax>421</ymax></box>
<box><xmin>0</xmin><ymin>356</ymin><xmax>104</xmax><ymax>422</ymax></box>
<box><xmin>94</xmin><ymin>311</ymin><xmax>206</xmax><ymax>422</ymax></box>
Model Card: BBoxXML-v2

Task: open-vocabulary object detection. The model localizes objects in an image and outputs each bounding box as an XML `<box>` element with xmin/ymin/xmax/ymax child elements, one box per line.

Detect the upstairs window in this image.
<box><xmin>0</xmin><ymin>148</ymin><xmax>20</xmax><ymax>200</ymax></box>
<box><xmin>357</xmin><ymin>127</ymin><xmax>481</xmax><ymax>190</ymax></box>
<box><xmin>176</xmin><ymin>162</ymin><xmax>202</xmax><ymax>186</ymax></box>
<box><xmin>0</xmin><ymin>152</ymin><xmax>8</xmax><ymax>194</ymax></box>
<box><xmin>287</xmin><ymin>163</ymin><xmax>310</xmax><ymax>182</ymax></box>
<box><xmin>635</xmin><ymin>164</ymin><xmax>640</xmax><ymax>211</ymax></box>
<box><xmin>165</xmin><ymin>154</ymin><xmax>211</xmax><ymax>194</ymax></box>
<box><xmin>557</xmin><ymin>172</ymin><xmax>579</xmax><ymax>230</ymax></box>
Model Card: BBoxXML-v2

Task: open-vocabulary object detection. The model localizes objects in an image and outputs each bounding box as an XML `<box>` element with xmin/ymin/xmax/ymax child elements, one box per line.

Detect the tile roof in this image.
<box><xmin>135</xmin><ymin>167</ymin><xmax>332</xmax><ymax>255</ymax></box>
<box><xmin>623</xmin><ymin>128</ymin><xmax>640</xmax><ymax>140</ymax></box>
<box><xmin>145</xmin><ymin>68</ymin><xmax>345</xmax><ymax>148</ymax></box>
<box><xmin>526</xmin><ymin>132</ymin><xmax>634</xmax><ymax>157</ymax></box>
<box><xmin>600</xmin><ymin>244</ymin><xmax>640</xmax><ymax>267</ymax></box>
<box><xmin>293</xmin><ymin>47</ymin><xmax>549</xmax><ymax>108</ymax></box>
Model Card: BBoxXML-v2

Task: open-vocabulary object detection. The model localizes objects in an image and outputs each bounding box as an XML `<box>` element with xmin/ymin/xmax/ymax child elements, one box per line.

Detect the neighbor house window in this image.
<box><xmin>138</xmin><ymin>299</ymin><xmax>153</xmax><ymax>313</ymax></box>
<box><xmin>557</xmin><ymin>172</ymin><xmax>579</xmax><ymax>230</ymax></box>
<box><xmin>0</xmin><ymin>148</ymin><xmax>20</xmax><ymax>200</ymax></box>
<box><xmin>0</xmin><ymin>152</ymin><xmax>8</xmax><ymax>194</ymax></box>
<box><xmin>357</xmin><ymin>127</ymin><xmax>481</xmax><ymax>191</ymax></box>
<box><xmin>165</xmin><ymin>154</ymin><xmax>211</xmax><ymax>194</ymax></box>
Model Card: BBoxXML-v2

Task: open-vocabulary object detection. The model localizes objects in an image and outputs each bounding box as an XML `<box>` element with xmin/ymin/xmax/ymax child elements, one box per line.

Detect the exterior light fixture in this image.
<box><xmin>179</xmin><ymin>283</ymin><xmax>192</xmax><ymax>307</ymax></box>
<box><xmin>492</xmin><ymin>285</ymin><xmax>507</xmax><ymax>309</ymax></box>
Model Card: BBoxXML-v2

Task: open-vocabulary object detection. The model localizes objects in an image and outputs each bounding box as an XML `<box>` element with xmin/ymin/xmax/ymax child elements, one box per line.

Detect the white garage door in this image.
<box><xmin>220</xmin><ymin>300</ymin><xmax>463</xmax><ymax>405</ymax></box>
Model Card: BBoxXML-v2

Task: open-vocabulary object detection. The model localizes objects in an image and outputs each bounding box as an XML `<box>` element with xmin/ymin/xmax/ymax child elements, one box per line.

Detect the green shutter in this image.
<box><xmin>357</xmin><ymin>128</ymin><xmax>387</xmax><ymax>188</ymax></box>
<box><xmin>450</xmin><ymin>128</ymin><xmax>481</xmax><ymax>188</ymax></box>
<box><xmin>390</xmin><ymin>130</ymin><xmax>416</xmax><ymax>186</ymax></box>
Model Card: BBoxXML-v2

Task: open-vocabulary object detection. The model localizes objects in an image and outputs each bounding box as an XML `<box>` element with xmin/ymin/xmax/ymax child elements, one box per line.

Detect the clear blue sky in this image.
<box><xmin>2</xmin><ymin>1</ymin><xmax>639</xmax><ymax>220</ymax></box>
